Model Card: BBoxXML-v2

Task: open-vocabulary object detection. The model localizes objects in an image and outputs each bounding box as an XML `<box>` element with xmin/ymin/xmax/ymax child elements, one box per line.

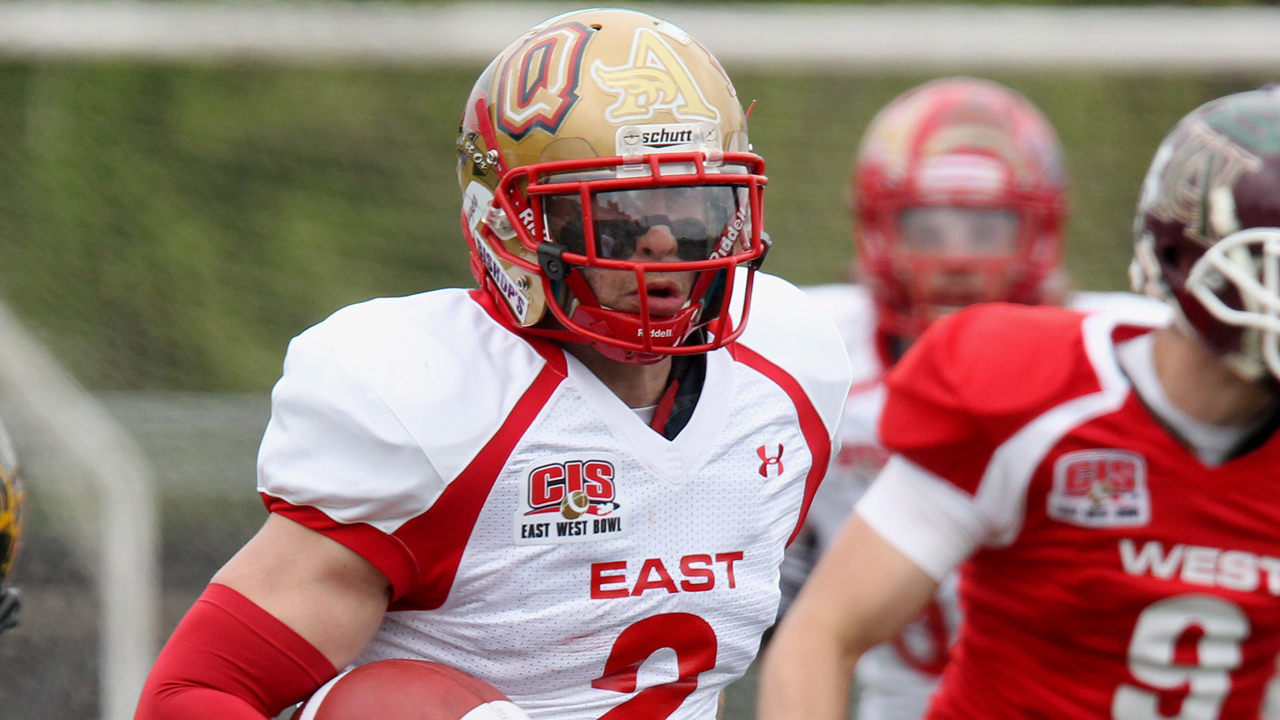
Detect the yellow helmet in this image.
<box><xmin>457</xmin><ymin>8</ymin><xmax>768</xmax><ymax>363</ymax></box>
<box><xmin>0</xmin><ymin>422</ymin><xmax>22</xmax><ymax>634</ymax></box>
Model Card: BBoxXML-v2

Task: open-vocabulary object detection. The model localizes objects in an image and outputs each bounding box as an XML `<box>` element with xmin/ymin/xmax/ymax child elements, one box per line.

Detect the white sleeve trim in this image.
<box><xmin>974</xmin><ymin>311</ymin><xmax>1133</xmax><ymax>546</ymax></box>
<box><xmin>854</xmin><ymin>455</ymin><xmax>989</xmax><ymax>582</ymax></box>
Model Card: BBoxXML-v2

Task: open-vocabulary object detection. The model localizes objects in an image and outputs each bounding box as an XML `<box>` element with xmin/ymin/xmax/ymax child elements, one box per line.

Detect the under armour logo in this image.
<box><xmin>757</xmin><ymin>444</ymin><xmax>784</xmax><ymax>478</ymax></box>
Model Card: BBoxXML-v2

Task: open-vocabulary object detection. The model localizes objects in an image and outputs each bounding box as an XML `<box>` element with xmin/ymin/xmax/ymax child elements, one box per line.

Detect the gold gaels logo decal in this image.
<box><xmin>497</xmin><ymin>22</ymin><xmax>592</xmax><ymax>141</ymax></box>
<box><xmin>590</xmin><ymin>28</ymin><xmax>721</xmax><ymax>124</ymax></box>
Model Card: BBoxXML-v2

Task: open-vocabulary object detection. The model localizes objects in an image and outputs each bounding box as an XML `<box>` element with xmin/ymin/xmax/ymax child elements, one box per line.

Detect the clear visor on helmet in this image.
<box><xmin>544</xmin><ymin>185</ymin><xmax>750</xmax><ymax>263</ymax></box>
<box><xmin>898</xmin><ymin>207</ymin><xmax>1021</xmax><ymax>257</ymax></box>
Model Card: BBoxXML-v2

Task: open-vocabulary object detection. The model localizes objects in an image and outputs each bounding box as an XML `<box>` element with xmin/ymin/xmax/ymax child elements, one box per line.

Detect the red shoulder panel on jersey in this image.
<box><xmin>389</xmin><ymin>347</ymin><xmax>567</xmax><ymax>609</ymax></box>
<box><xmin>266</xmin><ymin>301</ymin><xmax>569</xmax><ymax>603</ymax></box>
<box><xmin>261</xmin><ymin>495</ymin><xmax>421</xmax><ymax>595</ymax></box>
<box><xmin>880</xmin><ymin>304</ymin><xmax>1103</xmax><ymax>495</ymax></box>
<box><xmin>729</xmin><ymin>343</ymin><xmax>832</xmax><ymax>546</ymax></box>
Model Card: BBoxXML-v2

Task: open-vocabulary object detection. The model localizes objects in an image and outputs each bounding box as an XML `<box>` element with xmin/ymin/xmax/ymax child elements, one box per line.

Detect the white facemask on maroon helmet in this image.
<box><xmin>1132</xmin><ymin>86</ymin><xmax>1280</xmax><ymax>381</ymax></box>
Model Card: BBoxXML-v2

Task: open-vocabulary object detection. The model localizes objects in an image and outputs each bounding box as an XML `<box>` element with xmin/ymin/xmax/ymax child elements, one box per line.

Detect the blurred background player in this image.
<box><xmin>0</xmin><ymin>421</ymin><xmax>22</xmax><ymax>635</ymax></box>
<box><xmin>134</xmin><ymin>8</ymin><xmax>850</xmax><ymax>720</ymax></box>
<box><xmin>761</xmin><ymin>85</ymin><xmax>1280</xmax><ymax>720</ymax></box>
<box><xmin>780</xmin><ymin>76</ymin><xmax>1168</xmax><ymax>720</ymax></box>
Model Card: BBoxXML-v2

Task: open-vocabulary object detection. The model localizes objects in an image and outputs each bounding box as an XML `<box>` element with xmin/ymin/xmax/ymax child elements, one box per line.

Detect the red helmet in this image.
<box><xmin>1132</xmin><ymin>86</ymin><xmax>1280</xmax><ymax>380</ymax></box>
<box><xmin>457</xmin><ymin>9</ymin><xmax>768</xmax><ymax>364</ymax></box>
<box><xmin>852</xmin><ymin>77</ymin><xmax>1068</xmax><ymax>340</ymax></box>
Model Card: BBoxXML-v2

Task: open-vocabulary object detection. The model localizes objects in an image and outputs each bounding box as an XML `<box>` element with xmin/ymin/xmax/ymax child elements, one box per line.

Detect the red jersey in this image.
<box><xmin>864</xmin><ymin>303</ymin><xmax>1280</xmax><ymax>720</ymax></box>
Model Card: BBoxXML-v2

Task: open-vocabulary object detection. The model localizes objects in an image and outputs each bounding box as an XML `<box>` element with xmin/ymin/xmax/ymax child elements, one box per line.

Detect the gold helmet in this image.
<box><xmin>457</xmin><ymin>8</ymin><xmax>768</xmax><ymax>364</ymax></box>
<box><xmin>0</xmin><ymin>421</ymin><xmax>22</xmax><ymax>634</ymax></box>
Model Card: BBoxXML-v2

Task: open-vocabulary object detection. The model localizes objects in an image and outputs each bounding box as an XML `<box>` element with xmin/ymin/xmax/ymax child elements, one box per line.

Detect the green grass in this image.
<box><xmin>0</xmin><ymin>62</ymin><xmax>1268</xmax><ymax>391</ymax></box>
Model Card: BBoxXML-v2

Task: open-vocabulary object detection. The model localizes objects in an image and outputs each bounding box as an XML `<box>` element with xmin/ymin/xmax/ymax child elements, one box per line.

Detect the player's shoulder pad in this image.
<box><xmin>733</xmin><ymin>271</ymin><xmax>854</xmax><ymax>438</ymax></box>
<box><xmin>801</xmin><ymin>283</ymin><xmax>882</xmax><ymax>383</ymax></box>
<box><xmin>800</xmin><ymin>283</ymin><xmax>875</xmax><ymax>334</ymax></box>
<box><xmin>281</xmin><ymin>289</ymin><xmax>553</xmax><ymax>484</ymax></box>
<box><xmin>894</xmin><ymin>303</ymin><xmax>1101</xmax><ymax>420</ymax></box>
<box><xmin>1069</xmin><ymin>290</ymin><xmax>1172</xmax><ymax>327</ymax></box>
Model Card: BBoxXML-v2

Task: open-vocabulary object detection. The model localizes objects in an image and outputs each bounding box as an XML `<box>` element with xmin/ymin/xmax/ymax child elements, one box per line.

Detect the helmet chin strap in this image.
<box><xmin>570</xmin><ymin>303</ymin><xmax>700</xmax><ymax>364</ymax></box>
<box><xmin>556</xmin><ymin>264</ymin><xmax>711</xmax><ymax>364</ymax></box>
<box><xmin>0</xmin><ymin>588</ymin><xmax>19</xmax><ymax>634</ymax></box>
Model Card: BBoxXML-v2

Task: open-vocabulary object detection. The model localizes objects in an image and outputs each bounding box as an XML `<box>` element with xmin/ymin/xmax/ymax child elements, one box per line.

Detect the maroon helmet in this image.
<box><xmin>1131</xmin><ymin>86</ymin><xmax>1280</xmax><ymax>380</ymax></box>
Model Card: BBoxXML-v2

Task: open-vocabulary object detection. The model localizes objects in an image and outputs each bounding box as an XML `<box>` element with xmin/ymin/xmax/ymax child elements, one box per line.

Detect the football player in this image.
<box><xmin>760</xmin><ymin>85</ymin><xmax>1280</xmax><ymax>720</ymax></box>
<box><xmin>0</xmin><ymin>422</ymin><xmax>22</xmax><ymax>635</ymax></box>
<box><xmin>780</xmin><ymin>77</ymin><xmax>1167</xmax><ymax>720</ymax></box>
<box><xmin>134</xmin><ymin>9</ymin><xmax>851</xmax><ymax>720</ymax></box>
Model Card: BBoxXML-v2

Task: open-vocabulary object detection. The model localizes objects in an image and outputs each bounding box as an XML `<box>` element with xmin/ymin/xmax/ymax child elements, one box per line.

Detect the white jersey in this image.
<box><xmin>257</xmin><ymin>272</ymin><xmax>852</xmax><ymax>720</ymax></box>
<box><xmin>796</xmin><ymin>284</ymin><xmax>1171</xmax><ymax>720</ymax></box>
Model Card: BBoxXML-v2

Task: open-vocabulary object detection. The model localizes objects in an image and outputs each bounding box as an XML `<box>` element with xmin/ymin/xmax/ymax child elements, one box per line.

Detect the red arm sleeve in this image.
<box><xmin>134</xmin><ymin>583</ymin><xmax>336</xmax><ymax>720</ymax></box>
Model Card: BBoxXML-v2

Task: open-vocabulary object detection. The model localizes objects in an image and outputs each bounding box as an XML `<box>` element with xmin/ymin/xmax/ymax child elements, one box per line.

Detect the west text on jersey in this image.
<box><xmin>1119</xmin><ymin>539</ymin><xmax>1280</xmax><ymax>594</ymax></box>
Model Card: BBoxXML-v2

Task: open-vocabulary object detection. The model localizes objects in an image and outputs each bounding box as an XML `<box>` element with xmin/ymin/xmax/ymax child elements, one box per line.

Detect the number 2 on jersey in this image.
<box><xmin>1112</xmin><ymin>594</ymin><xmax>1249</xmax><ymax>720</ymax></box>
<box><xmin>592</xmin><ymin>613</ymin><xmax>718</xmax><ymax>720</ymax></box>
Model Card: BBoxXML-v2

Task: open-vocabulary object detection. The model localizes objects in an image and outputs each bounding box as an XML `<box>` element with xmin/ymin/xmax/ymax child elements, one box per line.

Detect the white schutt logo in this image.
<box><xmin>1120</xmin><ymin>539</ymin><xmax>1280</xmax><ymax>596</ymax></box>
<box><xmin>1047</xmin><ymin>449</ymin><xmax>1150</xmax><ymax>528</ymax></box>
<box><xmin>615</xmin><ymin>122</ymin><xmax>720</xmax><ymax>159</ymax></box>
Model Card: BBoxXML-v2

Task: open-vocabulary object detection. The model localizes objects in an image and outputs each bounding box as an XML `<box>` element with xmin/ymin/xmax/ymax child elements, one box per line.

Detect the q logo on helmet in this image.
<box><xmin>591</xmin><ymin>27</ymin><xmax>721</xmax><ymax>124</ymax></box>
<box><xmin>497</xmin><ymin>22</ymin><xmax>593</xmax><ymax>141</ymax></box>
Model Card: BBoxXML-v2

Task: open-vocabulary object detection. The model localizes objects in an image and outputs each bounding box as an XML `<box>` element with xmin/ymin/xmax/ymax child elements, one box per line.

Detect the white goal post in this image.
<box><xmin>0</xmin><ymin>298</ymin><xmax>157</xmax><ymax>720</ymax></box>
<box><xmin>0</xmin><ymin>1</ymin><xmax>1278</xmax><ymax>71</ymax></box>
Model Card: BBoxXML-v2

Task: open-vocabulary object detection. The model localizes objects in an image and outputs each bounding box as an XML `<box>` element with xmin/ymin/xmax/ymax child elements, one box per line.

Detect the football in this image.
<box><xmin>560</xmin><ymin>490</ymin><xmax>591</xmax><ymax>519</ymax></box>
<box><xmin>297</xmin><ymin>659</ymin><xmax>530</xmax><ymax>720</ymax></box>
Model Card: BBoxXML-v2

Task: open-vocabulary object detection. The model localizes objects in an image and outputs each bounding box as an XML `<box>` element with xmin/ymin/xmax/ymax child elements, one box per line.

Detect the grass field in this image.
<box><xmin>0</xmin><ymin>63</ymin><xmax>1269</xmax><ymax>394</ymax></box>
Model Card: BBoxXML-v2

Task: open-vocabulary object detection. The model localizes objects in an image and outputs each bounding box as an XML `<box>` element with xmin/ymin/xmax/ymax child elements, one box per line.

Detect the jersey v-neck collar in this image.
<box><xmin>1116</xmin><ymin>332</ymin><xmax>1263</xmax><ymax>467</ymax></box>
<box><xmin>562</xmin><ymin>347</ymin><xmax>734</xmax><ymax>485</ymax></box>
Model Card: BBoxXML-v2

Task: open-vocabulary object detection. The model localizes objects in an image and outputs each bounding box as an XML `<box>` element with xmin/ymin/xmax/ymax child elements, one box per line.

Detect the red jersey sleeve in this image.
<box><xmin>878</xmin><ymin>304</ymin><xmax>1104</xmax><ymax>496</ymax></box>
